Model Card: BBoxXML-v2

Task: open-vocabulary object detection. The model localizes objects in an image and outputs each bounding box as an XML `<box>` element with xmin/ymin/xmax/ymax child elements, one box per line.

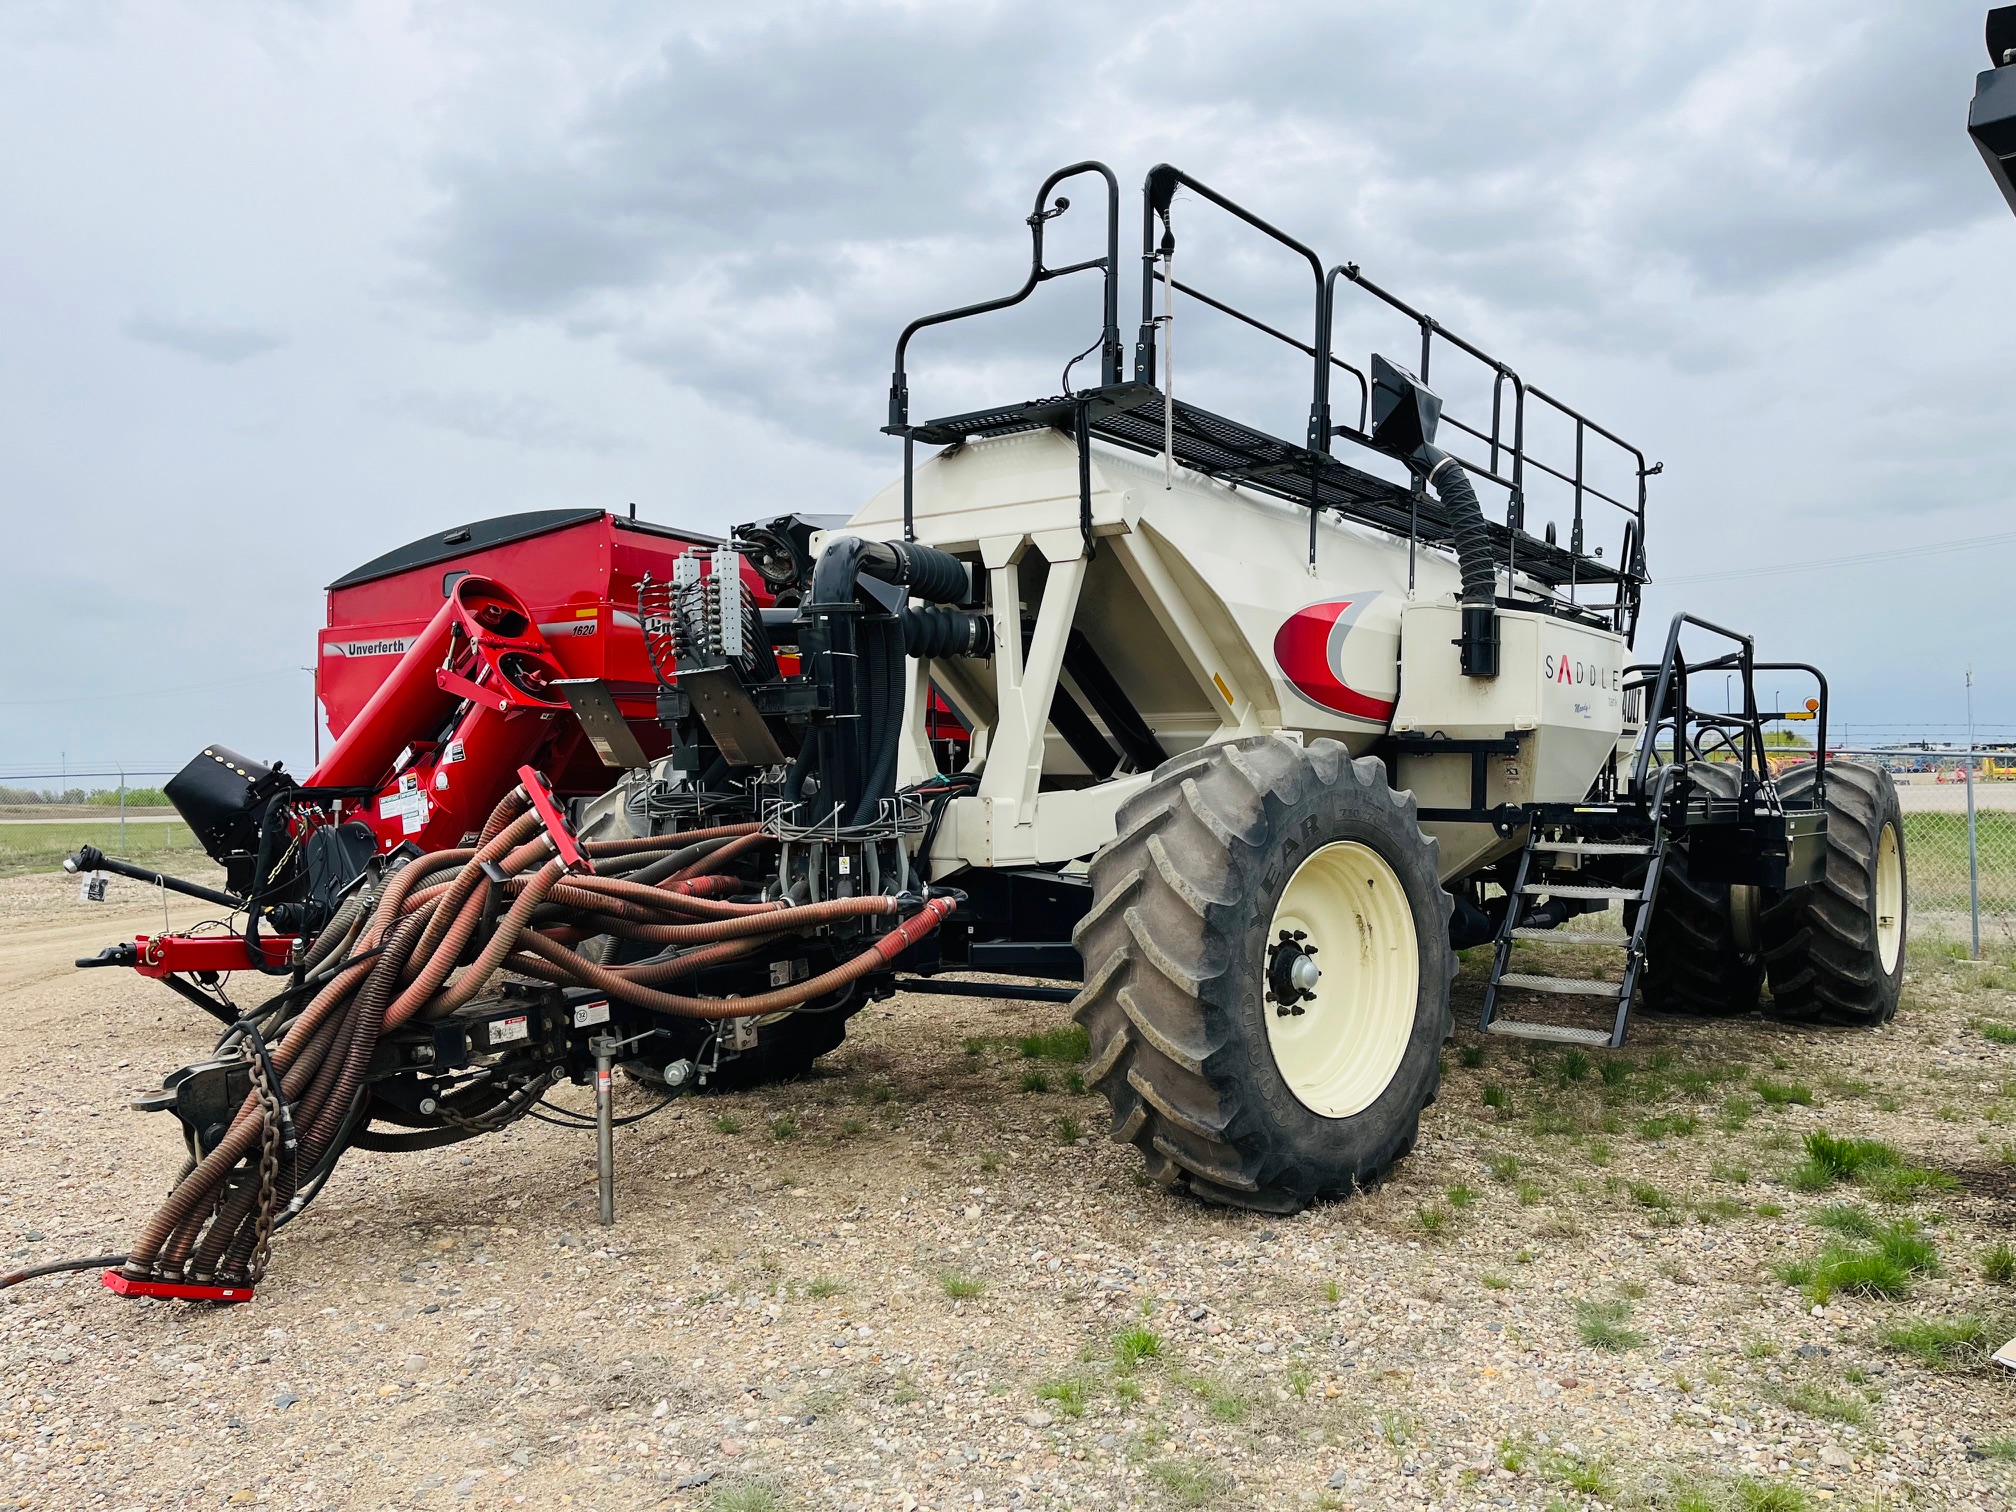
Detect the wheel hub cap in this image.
<box><xmin>1263</xmin><ymin>840</ymin><xmax>1420</xmax><ymax>1119</ymax></box>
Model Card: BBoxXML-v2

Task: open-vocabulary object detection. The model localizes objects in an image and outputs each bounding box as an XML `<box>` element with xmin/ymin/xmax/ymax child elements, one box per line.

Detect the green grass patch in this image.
<box><xmin>1789</xmin><ymin>1129</ymin><xmax>1956</xmax><ymax>1202</ymax></box>
<box><xmin>939</xmin><ymin>1271</ymin><xmax>984</xmax><ymax>1299</ymax></box>
<box><xmin>708</xmin><ymin>1482</ymin><xmax>783</xmax><ymax>1512</ymax></box>
<box><xmin>1978</xmin><ymin>1019</ymin><xmax>2016</xmax><ymax>1045</ymax></box>
<box><xmin>1019</xmin><ymin>1069</ymin><xmax>1050</xmax><ymax>1094</ymax></box>
<box><xmin>1558</xmin><ymin>1049</ymin><xmax>1593</xmax><ymax>1083</ymax></box>
<box><xmin>1770</xmin><ymin>1380</ymin><xmax>1870</xmax><ymax>1427</ymax></box>
<box><xmin>1776</xmin><ymin>1212</ymin><xmax>1938</xmax><ymax>1302</ymax></box>
<box><xmin>1445</xmin><ymin>1183</ymin><xmax>1477</xmax><ymax>1210</ymax></box>
<box><xmin>1146</xmin><ymin>1459</ymin><xmax>1229</xmax><ymax>1508</ymax></box>
<box><xmin>1754</xmin><ymin>1078</ymin><xmax>1815</xmax><ymax>1107</ymax></box>
<box><xmin>1176</xmin><ymin>1372</ymin><xmax>1246</xmax><ymax>1422</ymax></box>
<box><xmin>713</xmin><ymin>1114</ymin><xmax>744</xmax><ymax>1134</ymax></box>
<box><xmin>1628</xmin><ymin>1181</ymin><xmax>1673</xmax><ymax>1210</ymax></box>
<box><xmin>1482</xmin><ymin>1083</ymin><xmax>1507</xmax><ymax>1109</ymax></box>
<box><xmin>1113</xmin><ymin>1324</ymin><xmax>1162</xmax><ymax>1367</ymax></box>
<box><xmin>1459</xmin><ymin>1044</ymin><xmax>1486</xmax><ymax>1068</ymax></box>
<box><xmin>768</xmin><ymin>1113</ymin><xmax>799</xmax><ymax>1141</ymax></box>
<box><xmin>1415</xmin><ymin>1204</ymin><xmax>1448</xmax><ymax>1235</ymax></box>
<box><xmin>1018</xmin><ymin>1024</ymin><xmax>1089</xmax><ymax>1062</ymax></box>
<box><xmin>1985</xmin><ymin>1242</ymin><xmax>2016</xmax><ymax>1284</ymax></box>
<box><xmin>1880</xmin><ymin>1313</ymin><xmax>1990</xmax><ymax>1370</ymax></box>
<box><xmin>1575</xmin><ymin>1298</ymin><xmax>1646</xmax><ymax>1351</ymax></box>
<box><xmin>1054</xmin><ymin>1115</ymin><xmax>1083</xmax><ymax>1143</ymax></box>
<box><xmin>1636</xmin><ymin>1113</ymin><xmax>1699</xmax><ymax>1139</ymax></box>
<box><xmin>804</xmin><ymin>1275</ymin><xmax>846</xmax><ymax>1299</ymax></box>
<box><xmin>1488</xmin><ymin>1155</ymin><xmax>1521</xmax><ymax>1183</ymax></box>
<box><xmin>1735</xmin><ymin>1481</ymin><xmax>1815</xmax><ymax>1512</ymax></box>
<box><xmin>1548</xmin><ymin>1452</ymin><xmax>1615</xmax><ymax>1497</ymax></box>
<box><xmin>1036</xmin><ymin>1374</ymin><xmax>1092</xmax><ymax>1416</ymax></box>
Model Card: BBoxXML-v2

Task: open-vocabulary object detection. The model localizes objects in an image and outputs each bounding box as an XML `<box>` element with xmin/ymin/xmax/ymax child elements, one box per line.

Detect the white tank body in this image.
<box><xmin>837</xmin><ymin>426</ymin><xmax>1627</xmax><ymax>880</ymax></box>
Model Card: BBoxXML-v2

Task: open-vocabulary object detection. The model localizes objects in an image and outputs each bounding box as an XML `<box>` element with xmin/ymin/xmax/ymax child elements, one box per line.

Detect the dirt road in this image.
<box><xmin>1</xmin><ymin>868</ymin><xmax>2012</xmax><ymax>1511</ymax></box>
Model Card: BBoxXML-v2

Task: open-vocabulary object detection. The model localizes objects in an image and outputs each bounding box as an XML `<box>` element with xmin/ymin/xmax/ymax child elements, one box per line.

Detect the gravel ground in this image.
<box><xmin>2</xmin><ymin>868</ymin><xmax>2013</xmax><ymax>1512</ymax></box>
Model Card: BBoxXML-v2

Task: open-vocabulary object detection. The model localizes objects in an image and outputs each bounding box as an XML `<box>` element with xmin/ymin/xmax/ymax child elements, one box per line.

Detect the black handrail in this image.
<box><xmin>1150</xmin><ymin>269</ymin><xmax>1369</xmax><ymax>430</ymax></box>
<box><xmin>885</xmin><ymin>161</ymin><xmax>1122</xmax><ymax>540</ymax></box>
<box><xmin>1621</xmin><ymin>617</ymin><xmax>1830</xmax><ymax>815</ymax></box>
<box><xmin>879</xmin><ymin>160</ymin><xmax>1656</xmax><ymax>618</ymax></box>
<box><xmin>1135</xmin><ymin>164</ymin><xmax>1333</xmax><ymax>454</ymax></box>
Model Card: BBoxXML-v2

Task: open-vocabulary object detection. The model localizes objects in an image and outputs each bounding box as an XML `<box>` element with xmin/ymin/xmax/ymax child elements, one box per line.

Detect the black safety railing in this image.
<box><xmin>1328</xmin><ymin>264</ymin><xmax>1655</xmax><ymax>640</ymax></box>
<box><xmin>1626</xmin><ymin>613</ymin><xmax>1830</xmax><ymax>811</ymax></box>
<box><xmin>885</xmin><ymin>161</ymin><xmax>1123</xmax><ymax>542</ymax></box>
<box><xmin>884</xmin><ymin>161</ymin><xmax>1658</xmax><ymax>638</ymax></box>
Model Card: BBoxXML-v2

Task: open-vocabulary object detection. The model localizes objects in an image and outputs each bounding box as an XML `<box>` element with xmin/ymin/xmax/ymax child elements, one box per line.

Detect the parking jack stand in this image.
<box><xmin>589</xmin><ymin>1028</ymin><xmax>665</xmax><ymax>1227</ymax></box>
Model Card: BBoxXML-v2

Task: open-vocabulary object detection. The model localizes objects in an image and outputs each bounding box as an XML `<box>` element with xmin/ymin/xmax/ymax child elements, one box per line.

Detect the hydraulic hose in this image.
<box><xmin>1420</xmin><ymin>443</ymin><xmax>1500</xmax><ymax>678</ymax></box>
<box><xmin>512</xmin><ymin>895</ymin><xmax>954</xmax><ymax>1018</ymax></box>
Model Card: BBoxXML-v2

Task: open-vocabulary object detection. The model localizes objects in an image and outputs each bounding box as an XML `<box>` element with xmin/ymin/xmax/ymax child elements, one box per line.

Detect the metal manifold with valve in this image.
<box><xmin>8</xmin><ymin>156</ymin><xmax>1915</xmax><ymax>1304</ymax></box>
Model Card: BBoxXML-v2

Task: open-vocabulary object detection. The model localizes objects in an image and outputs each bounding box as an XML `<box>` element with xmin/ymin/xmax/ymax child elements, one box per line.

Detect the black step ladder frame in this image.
<box><xmin>1478</xmin><ymin>760</ymin><xmax>1679</xmax><ymax>1049</ymax></box>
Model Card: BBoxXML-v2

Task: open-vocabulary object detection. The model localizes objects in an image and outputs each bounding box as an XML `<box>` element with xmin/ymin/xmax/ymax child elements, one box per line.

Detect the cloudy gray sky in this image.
<box><xmin>3</xmin><ymin>0</ymin><xmax>2010</xmax><ymax>785</ymax></box>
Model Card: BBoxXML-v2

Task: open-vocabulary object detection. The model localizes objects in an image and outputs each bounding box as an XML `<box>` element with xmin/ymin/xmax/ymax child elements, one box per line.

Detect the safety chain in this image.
<box><xmin>244</xmin><ymin>1053</ymin><xmax>284</xmax><ymax>1283</ymax></box>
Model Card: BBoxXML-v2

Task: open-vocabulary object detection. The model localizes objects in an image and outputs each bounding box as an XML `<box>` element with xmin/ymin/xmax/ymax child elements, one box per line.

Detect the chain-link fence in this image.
<box><xmin>1832</xmin><ymin>748</ymin><xmax>2016</xmax><ymax>953</ymax></box>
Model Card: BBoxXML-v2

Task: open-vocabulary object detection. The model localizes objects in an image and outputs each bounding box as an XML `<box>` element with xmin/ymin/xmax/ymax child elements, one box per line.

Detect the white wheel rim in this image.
<box><xmin>1875</xmin><ymin>820</ymin><xmax>1903</xmax><ymax>974</ymax></box>
<box><xmin>1263</xmin><ymin>840</ymin><xmax>1420</xmax><ymax>1119</ymax></box>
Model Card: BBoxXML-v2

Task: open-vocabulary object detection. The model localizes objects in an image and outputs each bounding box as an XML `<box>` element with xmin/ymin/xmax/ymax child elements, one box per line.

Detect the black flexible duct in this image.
<box><xmin>867</xmin><ymin>540</ymin><xmax>969</xmax><ymax>605</ymax></box>
<box><xmin>1420</xmin><ymin>444</ymin><xmax>1500</xmax><ymax>678</ymax></box>
<box><xmin>902</xmin><ymin>606</ymin><xmax>993</xmax><ymax>659</ymax></box>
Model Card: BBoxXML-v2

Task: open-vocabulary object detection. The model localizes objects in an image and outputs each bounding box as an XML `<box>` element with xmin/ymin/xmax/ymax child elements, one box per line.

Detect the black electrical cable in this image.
<box><xmin>0</xmin><ymin>1254</ymin><xmax>128</xmax><ymax>1289</ymax></box>
<box><xmin>525</xmin><ymin>1089</ymin><xmax>680</xmax><ymax>1130</ymax></box>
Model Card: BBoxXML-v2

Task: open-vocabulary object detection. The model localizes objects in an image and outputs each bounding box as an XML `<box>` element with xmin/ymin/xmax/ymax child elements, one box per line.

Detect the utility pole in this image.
<box><xmin>1967</xmin><ymin>665</ymin><xmax>1981</xmax><ymax>960</ymax></box>
<box><xmin>118</xmin><ymin>766</ymin><xmax>126</xmax><ymax>855</ymax></box>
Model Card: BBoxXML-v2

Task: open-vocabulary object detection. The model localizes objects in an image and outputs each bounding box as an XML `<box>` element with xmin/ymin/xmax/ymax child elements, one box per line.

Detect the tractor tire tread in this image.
<box><xmin>1761</xmin><ymin>762</ymin><xmax>1904</xmax><ymax>1028</ymax></box>
<box><xmin>1072</xmin><ymin>735</ymin><xmax>1454</xmax><ymax>1214</ymax></box>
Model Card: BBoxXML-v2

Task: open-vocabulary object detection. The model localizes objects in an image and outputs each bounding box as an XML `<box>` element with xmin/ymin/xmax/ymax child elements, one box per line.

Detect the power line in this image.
<box><xmin>1659</xmin><ymin>529</ymin><xmax>2016</xmax><ymax>586</ymax></box>
<box><xmin>0</xmin><ymin>668</ymin><xmax>303</xmax><ymax>707</ymax></box>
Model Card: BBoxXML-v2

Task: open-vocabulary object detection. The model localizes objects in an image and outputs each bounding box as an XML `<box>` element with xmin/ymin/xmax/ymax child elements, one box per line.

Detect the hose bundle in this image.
<box><xmin>113</xmin><ymin>788</ymin><xmax>953</xmax><ymax>1290</ymax></box>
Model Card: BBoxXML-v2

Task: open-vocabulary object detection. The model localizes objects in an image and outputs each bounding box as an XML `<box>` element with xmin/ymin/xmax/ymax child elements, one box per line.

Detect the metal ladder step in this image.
<box><xmin>1496</xmin><ymin>972</ymin><xmax>1624</xmax><ymax>997</ymax></box>
<box><xmin>1529</xmin><ymin>841</ymin><xmax>1653</xmax><ymax>856</ymax></box>
<box><xmin>1510</xmin><ymin>926</ymin><xmax>1631</xmax><ymax>946</ymax></box>
<box><xmin>1484</xmin><ymin>1020</ymin><xmax>1615</xmax><ymax>1046</ymax></box>
<box><xmin>1518</xmin><ymin>883</ymin><xmax>1641</xmax><ymax>901</ymax></box>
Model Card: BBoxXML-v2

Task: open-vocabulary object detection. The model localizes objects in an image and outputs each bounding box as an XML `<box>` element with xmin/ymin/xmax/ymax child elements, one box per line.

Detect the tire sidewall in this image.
<box><xmin>1210</xmin><ymin>744</ymin><xmax>1452</xmax><ymax>1191</ymax></box>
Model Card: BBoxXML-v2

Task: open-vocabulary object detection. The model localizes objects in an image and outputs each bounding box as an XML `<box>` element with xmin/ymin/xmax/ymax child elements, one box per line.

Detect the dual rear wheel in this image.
<box><xmin>1642</xmin><ymin>760</ymin><xmax>1906</xmax><ymax>1027</ymax></box>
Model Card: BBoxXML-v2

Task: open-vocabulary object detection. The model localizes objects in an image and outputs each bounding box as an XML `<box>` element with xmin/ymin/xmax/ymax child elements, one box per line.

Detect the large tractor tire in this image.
<box><xmin>1641</xmin><ymin>762</ymin><xmax>1764</xmax><ymax>1017</ymax></box>
<box><xmin>1762</xmin><ymin>761</ymin><xmax>1906</xmax><ymax>1027</ymax></box>
<box><xmin>1072</xmin><ymin>735</ymin><xmax>1454</xmax><ymax>1213</ymax></box>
